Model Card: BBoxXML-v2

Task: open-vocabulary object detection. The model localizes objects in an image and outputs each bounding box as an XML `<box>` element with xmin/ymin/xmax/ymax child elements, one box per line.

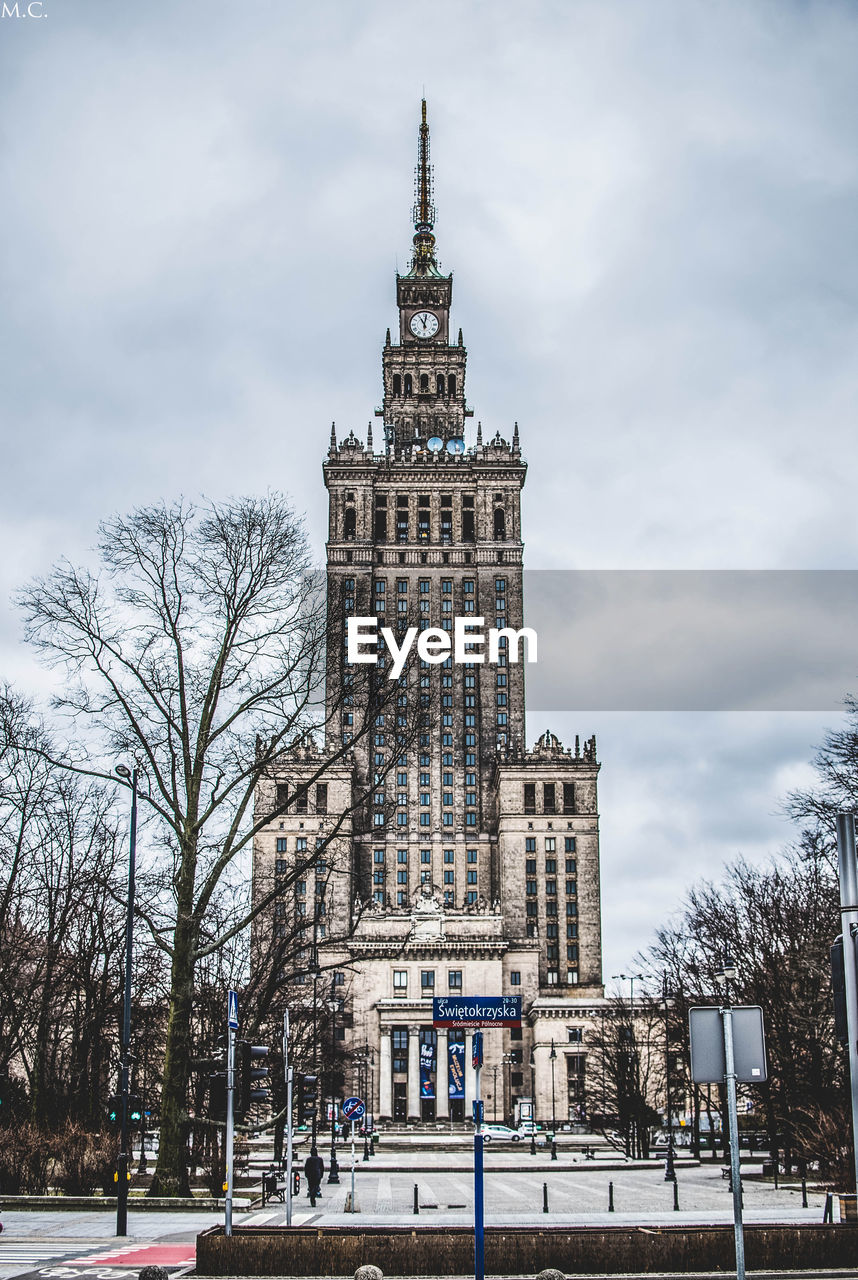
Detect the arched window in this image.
<box><xmin>448</xmin><ymin>374</ymin><xmax>456</xmax><ymax>396</ymax></box>
<box><xmin>437</xmin><ymin>374</ymin><xmax>445</xmax><ymax>395</ymax></box>
<box><xmin>404</xmin><ymin>374</ymin><xmax>413</xmax><ymax>396</ymax></box>
<box><xmin>344</xmin><ymin>508</ymin><xmax>356</xmax><ymax>540</ymax></box>
<box><xmin>393</xmin><ymin>373</ymin><xmax>401</xmax><ymax>396</ymax></box>
<box><xmin>420</xmin><ymin>373</ymin><xmax>429</xmax><ymax>393</ymax></box>
<box><xmin>493</xmin><ymin>507</ymin><xmax>506</xmax><ymax>540</ymax></box>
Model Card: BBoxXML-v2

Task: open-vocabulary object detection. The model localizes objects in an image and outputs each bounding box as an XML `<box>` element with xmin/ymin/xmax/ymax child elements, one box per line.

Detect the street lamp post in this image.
<box><xmin>662</xmin><ymin>974</ymin><xmax>676</xmax><ymax>1182</ymax></box>
<box><xmin>612</xmin><ymin>973</ymin><xmax>644</xmax><ymax>1159</ymax></box>
<box><xmin>529</xmin><ymin>1046</ymin><xmax>537</xmax><ymax>1156</ymax></box>
<box><xmin>502</xmin><ymin>1053</ymin><xmax>513</xmax><ymax>1126</ymax></box>
<box><xmin>114</xmin><ymin>763</ymin><xmax>138</xmax><ymax>1238</ymax></box>
<box><xmin>549</xmin><ymin>1040</ymin><xmax>558</xmax><ymax>1160</ymax></box>
<box><xmin>327</xmin><ymin>982</ymin><xmax>341</xmax><ymax>1184</ymax></box>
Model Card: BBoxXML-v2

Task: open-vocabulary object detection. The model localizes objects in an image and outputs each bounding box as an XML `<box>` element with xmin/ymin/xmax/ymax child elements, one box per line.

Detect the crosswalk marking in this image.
<box><xmin>375</xmin><ymin>1174</ymin><xmax>392</xmax><ymax>1212</ymax></box>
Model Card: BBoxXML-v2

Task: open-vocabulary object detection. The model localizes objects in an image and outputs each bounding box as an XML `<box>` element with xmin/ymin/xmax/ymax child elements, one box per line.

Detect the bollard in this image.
<box><xmin>608</xmin><ymin>1181</ymin><xmax>614</xmax><ymax>1212</ymax></box>
<box><xmin>550</xmin><ymin>1138</ymin><xmax>557</xmax><ymax>1161</ymax></box>
<box><xmin>413</xmin><ymin>1183</ymin><xmax>419</xmax><ymax>1215</ymax></box>
<box><xmin>543</xmin><ymin>1182</ymin><xmax>549</xmax><ymax>1214</ymax></box>
<box><xmin>823</xmin><ymin>1191</ymin><xmax>833</xmax><ymax>1224</ymax></box>
<box><xmin>673</xmin><ymin>1179</ymin><xmax>679</xmax><ymax>1212</ymax></box>
<box><xmin>802</xmin><ymin>1175</ymin><xmax>808</xmax><ymax>1209</ymax></box>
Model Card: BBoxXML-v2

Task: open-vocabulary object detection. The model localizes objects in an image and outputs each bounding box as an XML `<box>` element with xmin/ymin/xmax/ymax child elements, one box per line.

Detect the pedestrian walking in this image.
<box><xmin>304</xmin><ymin>1146</ymin><xmax>325</xmax><ymax>1206</ymax></box>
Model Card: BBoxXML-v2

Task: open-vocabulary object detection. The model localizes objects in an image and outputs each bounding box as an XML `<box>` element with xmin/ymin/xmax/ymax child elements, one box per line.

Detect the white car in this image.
<box><xmin>480</xmin><ymin>1123</ymin><xmax>523</xmax><ymax>1143</ymax></box>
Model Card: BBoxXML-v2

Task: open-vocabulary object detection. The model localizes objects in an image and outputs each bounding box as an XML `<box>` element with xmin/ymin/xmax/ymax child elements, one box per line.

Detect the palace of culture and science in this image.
<box><xmin>252</xmin><ymin>104</ymin><xmax>605</xmax><ymax>1128</ymax></box>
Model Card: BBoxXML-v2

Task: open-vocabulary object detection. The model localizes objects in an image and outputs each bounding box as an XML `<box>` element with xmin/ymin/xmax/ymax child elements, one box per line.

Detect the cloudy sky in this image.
<box><xmin>2</xmin><ymin>0</ymin><xmax>857</xmax><ymax>980</ymax></box>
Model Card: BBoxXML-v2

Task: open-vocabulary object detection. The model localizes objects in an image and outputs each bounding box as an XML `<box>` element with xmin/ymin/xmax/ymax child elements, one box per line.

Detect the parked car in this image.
<box><xmin>480</xmin><ymin>1124</ymin><xmax>523</xmax><ymax>1143</ymax></box>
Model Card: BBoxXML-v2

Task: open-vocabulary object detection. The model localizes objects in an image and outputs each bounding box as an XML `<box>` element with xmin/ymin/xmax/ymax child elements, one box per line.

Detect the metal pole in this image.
<box><xmin>116</xmin><ymin>766</ymin><xmax>137</xmax><ymax>1237</ymax></box>
<box><xmin>550</xmin><ymin>1041</ymin><xmax>557</xmax><ymax>1160</ymax></box>
<box><xmin>474</xmin><ymin>1057</ymin><xmax>484</xmax><ymax>1280</ymax></box>
<box><xmin>721</xmin><ymin>1003</ymin><xmax>745</xmax><ymax>1280</ymax></box>
<box><xmin>351</xmin><ymin>1129</ymin><xmax>356</xmax><ymax>1212</ymax></box>
<box><xmin>664</xmin><ymin>975</ymin><xmax>676</xmax><ymax>1182</ymax></box>
<box><xmin>328</xmin><ymin>988</ymin><xmax>340</xmax><ymax>1183</ymax></box>
<box><xmin>225</xmin><ymin>1022</ymin><xmax>235</xmax><ymax>1236</ymax></box>
<box><xmin>836</xmin><ymin>813</ymin><xmax>858</xmax><ymax>1194</ymax></box>
<box><xmin>284</xmin><ymin>1011</ymin><xmax>293</xmax><ymax>1227</ymax></box>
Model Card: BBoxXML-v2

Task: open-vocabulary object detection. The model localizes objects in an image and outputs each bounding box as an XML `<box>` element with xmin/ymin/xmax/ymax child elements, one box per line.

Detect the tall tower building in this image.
<box><xmin>253</xmin><ymin>104</ymin><xmax>605</xmax><ymax>1129</ymax></box>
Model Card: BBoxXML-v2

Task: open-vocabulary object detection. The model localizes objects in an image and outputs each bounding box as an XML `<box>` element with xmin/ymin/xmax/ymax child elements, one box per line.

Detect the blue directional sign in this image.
<box><xmin>433</xmin><ymin>996</ymin><xmax>521</xmax><ymax>1028</ymax></box>
<box><xmin>227</xmin><ymin>989</ymin><xmax>239</xmax><ymax>1030</ymax></box>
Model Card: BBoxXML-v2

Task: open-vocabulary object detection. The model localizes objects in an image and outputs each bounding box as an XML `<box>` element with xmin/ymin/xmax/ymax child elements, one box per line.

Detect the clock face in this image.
<box><xmin>410</xmin><ymin>310</ymin><xmax>439</xmax><ymax>339</ymax></box>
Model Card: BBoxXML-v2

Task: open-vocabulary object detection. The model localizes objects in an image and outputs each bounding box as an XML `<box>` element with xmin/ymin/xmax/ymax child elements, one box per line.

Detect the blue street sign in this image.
<box><xmin>342</xmin><ymin>1095</ymin><xmax>366</xmax><ymax>1121</ymax></box>
<box><xmin>433</xmin><ymin>996</ymin><xmax>521</xmax><ymax>1028</ymax></box>
<box><xmin>472</xmin><ymin>1030</ymin><xmax>484</xmax><ymax>1069</ymax></box>
<box><xmin>227</xmin><ymin>989</ymin><xmax>239</xmax><ymax>1030</ymax></box>
<box><xmin>472</xmin><ymin>1099</ymin><xmax>484</xmax><ymax>1125</ymax></box>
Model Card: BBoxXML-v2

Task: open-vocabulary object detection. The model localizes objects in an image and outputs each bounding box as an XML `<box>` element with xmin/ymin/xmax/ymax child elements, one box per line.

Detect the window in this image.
<box><xmin>547</xmin><ymin>970</ymin><xmax>559</xmax><ymax>985</ymax></box>
<box><xmin>566</xmin><ymin>901</ymin><xmax>578</xmax><ymax>916</ymax></box>
<box><xmin>421</xmin><ymin>970</ymin><xmax>435</xmax><ymax>990</ymax></box>
<box><xmin>545</xmin><ymin>858</ymin><xmax>556</xmax><ymax>874</ymax></box>
<box><xmin>374</xmin><ymin>849</ymin><xmax>385</xmax><ymax>863</ymax></box>
<box><xmin>444</xmin><ymin>869</ymin><xmax>454</xmax><ymax>884</ymax></box>
<box><xmin>275</xmin><ymin>858</ymin><xmax>287</xmax><ymax>875</ymax></box>
<box><xmin>525</xmin><ymin>837</ymin><xmax>536</xmax><ymax>853</ymax></box>
<box><xmin>543</xmin><ymin>783</ymin><xmax>556</xmax><ymax>814</ymax></box>
<box><xmin>493</xmin><ymin>508</ymin><xmax>506</xmax><ymax>539</ymax></box>
<box><xmin>275</xmin><ymin>837</ymin><xmax>287</xmax><ymax>853</ymax></box>
<box><xmin>396</xmin><ymin>869</ymin><xmax>407</xmax><ymax>884</ymax></box>
<box><xmin>393</xmin><ymin>1028</ymin><xmax>408</xmax><ymax>1071</ymax></box>
<box><xmin>524</xmin><ymin>783</ymin><xmax>536</xmax><ymax>815</ymax></box>
<box><xmin>467</xmin><ymin>848</ymin><xmax>477</xmax><ymax>863</ymax></box>
<box><xmin>467</xmin><ymin>869</ymin><xmax>477</xmax><ymax>884</ymax></box>
<box><xmin>525</xmin><ymin>859</ymin><xmax>536</xmax><ymax>875</ymax></box>
<box><xmin>420</xmin><ymin>848</ymin><xmax>431</xmax><ymax>863</ymax></box>
<box><xmin>545</xmin><ymin>837</ymin><xmax>556</xmax><ymax>852</ymax></box>
<box><xmin>510</xmin><ymin>971</ymin><xmax>521</xmax><ymax>986</ymax></box>
<box><xmin>296</xmin><ymin>837</ymin><xmax>307</xmax><ymax>852</ymax></box>
<box><xmin>566</xmin><ymin>879</ymin><xmax>577</xmax><ymax>895</ymax></box>
<box><xmin>526</xmin><ymin>880</ymin><xmax>537</xmax><ymax>895</ymax></box>
<box><xmin>449</xmin><ymin>970</ymin><xmax>463</xmax><ymax>990</ymax></box>
<box><xmin>444</xmin><ymin>849</ymin><xmax>454</xmax><ymax>863</ymax></box>
<box><xmin>397</xmin><ymin>848</ymin><xmax>408</xmax><ymax>863</ymax></box>
<box><xmin>565</xmin><ymin>837</ymin><xmax>576</xmax><ymax>853</ymax></box>
<box><xmin>546</xmin><ymin>879</ymin><xmax>556</xmax><ymax>895</ymax></box>
<box><xmin>315</xmin><ymin>783</ymin><xmax>328</xmax><ymax>814</ymax></box>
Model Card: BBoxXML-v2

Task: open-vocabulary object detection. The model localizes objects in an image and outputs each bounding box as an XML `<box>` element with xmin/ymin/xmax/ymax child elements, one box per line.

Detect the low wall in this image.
<box><xmin>196</xmin><ymin>1223</ymin><xmax>858</xmax><ymax>1275</ymax></box>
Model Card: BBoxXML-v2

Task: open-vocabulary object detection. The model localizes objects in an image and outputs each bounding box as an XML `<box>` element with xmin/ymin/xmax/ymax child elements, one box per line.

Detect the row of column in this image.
<box><xmin>378</xmin><ymin>1024</ymin><xmax>479</xmax><ymax>1122</ymax></box>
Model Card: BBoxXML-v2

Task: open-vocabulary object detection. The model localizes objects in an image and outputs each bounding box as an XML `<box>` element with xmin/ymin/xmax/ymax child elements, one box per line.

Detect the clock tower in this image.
<box><xmin>382</xmin><ymin>100</ymin><xmax>471</xmax><ymax>454</ymax></box>
<box><xmin>253</xmin><ymin>101</ymin><xmax>605</xmax><ymax>1131</ymax></box>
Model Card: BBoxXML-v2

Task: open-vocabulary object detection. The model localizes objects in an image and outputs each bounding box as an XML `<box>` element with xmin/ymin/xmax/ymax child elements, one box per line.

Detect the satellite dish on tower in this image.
<box><xmin>427</xmin><ymin>436</ymin><xmax>444</xmax><ymax>453</ymax></box>
<box><xmin>446</xmin><ymin>438</ymin><xmax>465</xmax><ymax>455</ymax></box>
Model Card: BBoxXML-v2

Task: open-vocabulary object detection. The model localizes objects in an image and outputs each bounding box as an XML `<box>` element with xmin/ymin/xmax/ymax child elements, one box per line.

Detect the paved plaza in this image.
<box><xmin>0</xmin><ymin>1157</ymin><xmax>832</xmax><ymax>1280</ymax></box>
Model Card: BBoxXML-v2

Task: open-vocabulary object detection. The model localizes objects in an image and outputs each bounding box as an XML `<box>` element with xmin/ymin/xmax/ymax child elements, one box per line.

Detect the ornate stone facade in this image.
<box><xmin>252</xmin><ymin>103</ymin><xmax>606</xmax><ymax>1128</ymax></box>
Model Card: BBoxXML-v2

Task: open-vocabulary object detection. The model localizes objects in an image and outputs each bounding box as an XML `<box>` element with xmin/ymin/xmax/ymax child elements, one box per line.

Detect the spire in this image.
<box><xmin>512</xmin><ymin>421</ymin><xmax>520</xmax><ymax>452</ymax></box>
<box><xmin>330</xmin><ymin>422</ymin><xmax>337</xmax><ymax>452</ymax></box>
<box><xmin>476</xmin><ymin>421</ymin><xmax>482</xmax><ymax>445</ymax></box>
<box><xmin>367</xmin><ymin>421</ymin><xmax>373</xmax><ymax>451</ymax></box>
<box><xmin>409</xmin><ymin>99</ymin><xmax>438</xmax><ymax>275</ymax></box>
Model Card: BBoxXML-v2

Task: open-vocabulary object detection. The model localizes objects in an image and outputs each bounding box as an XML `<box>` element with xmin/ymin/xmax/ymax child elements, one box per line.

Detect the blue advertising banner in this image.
<box><xmin>420</xmin><ymin>1040</ymin><xmax>435</xmax><ymax>1098</ymax></box>
<box><xmin>448</xmin><ymin>1042</ymin><xmax>465</xmax><ymax>1099</ymax></box>
<box><xmin>433</xmin><ymin>996</ymin><xmax>522</xmax><ymax>1028</ymax></box>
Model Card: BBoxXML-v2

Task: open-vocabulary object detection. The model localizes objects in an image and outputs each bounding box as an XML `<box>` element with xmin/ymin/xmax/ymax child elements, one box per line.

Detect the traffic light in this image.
<box><xmin>106</xmin><ymin>1095</ymin><xmax>143</xmax><ymax>1129</ymax></box>
<box><xmin>832</xmin><ymin>934</ymin><xmax>849</xmax><ymax>1047</ymax></box>
<box><xmin>209</xmin><ymin>1071</ymin><xmax>227</xmax><ymax>1122</ymax></box>
<box><xmin>236</xmin><ymin>1042</ymin><xmax>270</xmax><ymax>1117</ymax></box>
<box><xmin>293</xmin><ymin>1169</ymin><xmax>301</xmax><ymax>1194</ymax></box>
<box><xmin>297</xmin><ymin>1073</ymin><xmax>318</xmax><ymax>1126</ymax></box>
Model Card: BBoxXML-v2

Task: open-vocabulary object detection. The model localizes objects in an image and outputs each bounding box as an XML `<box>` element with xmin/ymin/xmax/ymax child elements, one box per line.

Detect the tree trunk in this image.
<box><xmin>149</xmin><ymin>908</ymin><xmax>196</xmax><ymax>1197</ymax></box>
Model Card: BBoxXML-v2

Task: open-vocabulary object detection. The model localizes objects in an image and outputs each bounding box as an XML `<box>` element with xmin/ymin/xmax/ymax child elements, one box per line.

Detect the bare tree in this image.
<box><xmin>19</xmin><ymin>494</ymin><xmax>403</xmax><ymax>1195</ymax></box>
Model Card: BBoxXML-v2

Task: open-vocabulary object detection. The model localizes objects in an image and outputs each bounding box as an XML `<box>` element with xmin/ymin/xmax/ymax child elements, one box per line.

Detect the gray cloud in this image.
<box><xmin>2</xmin><ymin>0</ymin><xmax>857</xmax><ymax>972</ymax></box>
